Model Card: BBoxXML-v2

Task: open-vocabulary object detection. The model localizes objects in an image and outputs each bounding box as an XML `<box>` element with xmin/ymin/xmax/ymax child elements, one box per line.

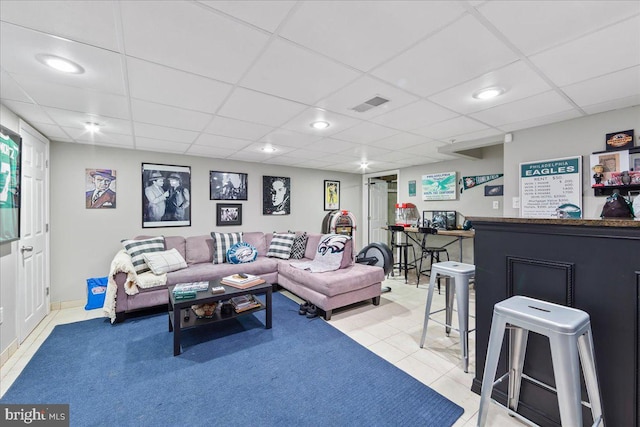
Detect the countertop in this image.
<box><xmin>467</xmin><ymin>216</ymin><xmax>640</xmax><ymax>227</ymax></box>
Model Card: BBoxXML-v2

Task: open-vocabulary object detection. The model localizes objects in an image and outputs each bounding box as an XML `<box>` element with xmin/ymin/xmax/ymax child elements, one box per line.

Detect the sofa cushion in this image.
<box><xmin>242</xmin><ymin>232</ymin><xmax>267</xmax><ymax>256</ymax></box>
<box><xmin>185</xmin><ymin>235</ymin><xmax>214</xmax><ymax>265</ymax></box>
<box><xmin>211</xmin><ymin>232</ymin><xmax>243</xmax><ymax>264</ymax></box>
<box><xmin>278</xmin><ymin>262</ymin><xmax>385</xmax><ymax>297</ymax></box>
<box><xmin>142</xmin><ymin>248</ymin><xmax>187</xmax><ymax>274</ymax></box>
<box><xmin>164</xmin><ymin>236</ymin><xmax>186</xmax><ymax>260</ymax></box>
<box><xmin>226</xmin><ymin>242</ymin><xmax>258</xmax><ymax>264</ymax></box>
<box><xmin>267</xmin><ymin>232</ymin><xmax>295</xmax><ymax>259</ymax></box>
<box><xmin>305</xmin><ymin>233</ymin><xmax>353</xmax><ymax>268</ymax></box>
<box><xmin>121</xmin><ymin>236</ymin><xmax>165</xmax><ymax>274</ymax></box>
<box><xmin>289</xmin><ymin>231</ymin><xmax>308</xmax><ymax>259</ymax></box>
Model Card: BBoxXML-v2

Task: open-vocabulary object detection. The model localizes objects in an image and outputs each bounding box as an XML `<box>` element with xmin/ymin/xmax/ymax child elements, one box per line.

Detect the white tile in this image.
<box><xmin>131</xmin><ymin>99</ymin><xmax>213</xmax><ymax>131</ymax></box>
<box><xmin>204</xmin><ymin>116</ymin><xmax>273</xmax><ymax>141</ymax></box>
<box><xmin>370</xmin><ymin>100</ymin><xmax>458</xmax><ymax>131</ymax></box>
<box><xmin>562</xmin><ymin>65</ymin><xmax>640</xmax><ymax>109</ymax></box>
<box><xmin>134</xmin><ymin>123</ymin><xmax>199</xmax><ymax>144</ymax></box>
<box><xmin>217</xmin><ymin>87</ymin><xmax>306</xmax><ymax>127</ymax></box>
<box><xmin>198</xmin><ymin>1</ymin><xmax>295</xmax><ymax>33</ymax></box>
<box><xmin>332</xmin><ymin>121</ymin><xmax>400</xmax><ymax>144</ymax></box>
<box><xmin>135</xmin><ymin>137</ymin><xmax>190</xmax><ymax>153</ymax></box>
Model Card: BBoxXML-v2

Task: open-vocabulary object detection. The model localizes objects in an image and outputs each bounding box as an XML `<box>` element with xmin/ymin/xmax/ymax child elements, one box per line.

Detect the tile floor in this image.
<box><xmin>0</xmin><ymin>275</ymin><xmax>524</xmax><ymax>426</ymax></box>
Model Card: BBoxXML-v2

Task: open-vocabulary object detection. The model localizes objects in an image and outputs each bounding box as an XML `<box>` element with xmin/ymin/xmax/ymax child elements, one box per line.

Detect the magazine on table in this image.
<box><xmin>173</xmin><ymin>281</ymin><xmax>209</xmax><ymax>293</ymax></box>
<box><xmin>222</xmin><ymin>274</ymin><xmax>260</xmax><ymax>284</ymax></box>
<box><xmin>221</xmin><ymin>274</ymin><xmax>265</xmax><ymax>289</ymax></box>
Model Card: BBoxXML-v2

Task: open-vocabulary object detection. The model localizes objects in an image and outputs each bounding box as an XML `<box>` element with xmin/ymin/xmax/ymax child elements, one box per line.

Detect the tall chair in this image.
<box><xmin>388</xmin><ymin>225</ymin><xmax>417</xmax><ymax>284</ymax></box>
<box><xmin>416</xmin><ymin>227</ymin><xmax>449</xmax><ymax>288</ymax></box>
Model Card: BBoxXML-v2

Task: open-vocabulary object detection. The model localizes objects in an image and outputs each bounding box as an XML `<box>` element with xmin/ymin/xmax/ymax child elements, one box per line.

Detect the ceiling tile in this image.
<box><xmin>198</xmin><ymin>1</ymin><xmax>295</xmax><ymax>32</ymax></box>
<box><xmin>478</xmin><ymin>0</ymin><xmax>640</xmax><ymax>55</ymax></box>
<box><xmin>259</xmin><ymin>129</ymin><xmax>321</xmax><ymax>148</ymax></box>
<box><xmin>0</xmin><ymin>71</ymin><xmax>32</xmax><ymax>103</ymax></box>
<box><xmin>470</xmin><ymin>91</ymin><xmax>576</xmax><ymax>127</ymax></box>
<box><xmin>500</xmin><ymin>109</ymin><xmax>583</xmax><ymax>132</ymax></box>
<box><xmin>368</xmin><ymin>132</ymin><xmax>432</xmax><ymax>150</ymax></box>
<box><xmin>370</xmin><ymin>100</ymin><xmax>458</xmax><ymax>131</ymax></box>
<box><xmin>204</xmin><ymin>116</ymin><xmax>273</xmax><ymax>141</ymax></box>
<box><xmin>240</xmin><ymin>38</ymin><xmax>361</xmax><ymax>104</ymax></box>
<box><xmin>447</xmin><ymin>128</ymin><xmax>503</xmax><ymax>143</ymax></box>
<box><xmin>44</xmin><ymin>107</ymin><xmax>132</xmax><ymax>134</ymax></box>
<box><xmin>217</xmin><ymin>87</ymin><xmax>306</xmax><ymax>127</ymax></box>
<box><xmin>65</xmin><ymin>127</ymin><xmax>134</xmax><ymax>147</ymax></box>
<box><xmin>280</xmin><ymin>107</ymin><xmax>361</xmax><ymax>136</ymax></box>
<box><xmin>562</xmin><ymin>66</ymin><xmax>640</xmax><ymax>108</ymax></box>
<box><xmin>332</xmin><ymin>122</ymin><xmax>399</xmax><ymax>144</ymax></box>
<box><xmin>135</xmin><ymin>136</ymin><xmax>190</xmax><ymax>153</ymax></box>
<box><xmin>279</xmin><ymin>1</ymin><xmax>465</xmax><ymax>71</ymax></box>
<box><xmin>134</xmin><ymin>123</ymin><xmax>199</xmax><ymax>144</ymax></box>
<box><xmin>530</xmin><ymin>15</ymin><xmax>640</xmax><ymax>87</ymax></box>
<box><xmin>411</xmin><ymin>116</ymin><xmax>489</xmax><ymax>140</ymax></box>
<box><xmin>316</xmin><ymin>75</ymin><xmax>420</xmax><ymax>119</ymax></box>
<box><xmin>1</xmin><ymin>100</ymin><xmax>55</xmax><ymax>125</ymax></box>
<box><xmin>131</xmin><ymin>99</ymin><xmax>213</xmax><ymax>131</ymax></box>
<box><xmin>371</xmin><ymin>14</ymin><xmax>519</xmax><ymax>96</ymax></box>
<box><xmin>427</xmin><ymin>61</ymin><xmax>552</xmax><ymax>114</ymax></box>
<box><xmin>186</xmin><ymin>144</ymin><xmax>236</xmax><ymax>158</ymax></box>
<box><xmin>570</xmin><ymin>95</ymin><xmax>640</xmax><ymax>116</ymax></box>
<box><xmin>0</xmin><ymin>0</ymin><xmax>120</xmax><ymax>50</ymax></box>
<box><xmin>303</xmin><ymin>137</ymin><xmax>359</xmax><ymax>154</ymax></box>
<box><xmin>120</xmin><ymin>1</ymin><xmax>269</xmax><ymax>83</ymax></box>
<box><xmin>28</xmin><ymin>122</ymin><xmax>69</xmax><ymax>140</ymax></box>
<box><xmin>193</xmin><ymin>133</ymin><xmax>253</xmax><ymax>150</ymax></box>
<box><xmin>127</xmin><ymin>58</ymin><xmax>233</xmax><ymax>114</ymax></box>
<box><xmin>1</xmin><ymin>22</ymin><xmax>126</xmax><ymax>95</ymax></box>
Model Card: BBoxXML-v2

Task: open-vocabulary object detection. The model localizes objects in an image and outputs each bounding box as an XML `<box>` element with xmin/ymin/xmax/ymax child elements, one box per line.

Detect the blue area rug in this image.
<box><xmin>1</xmin><ymin>292</ymin><xmax>464</xmax><ymax>426</ymax></box>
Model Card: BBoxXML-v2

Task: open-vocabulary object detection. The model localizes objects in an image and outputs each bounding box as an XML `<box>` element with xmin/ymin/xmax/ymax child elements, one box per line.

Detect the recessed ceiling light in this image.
<box><xmin>310</xmin><ymin>121</ymin><xmax>330</xmax><ymax>130</ymax></box>
<box><xmin>360</xmin><ymin>162</ymin><xmax>369</xmax><ymax>169</ymax></box>
<box><xmin>261</xmin><ymin>146</ymin><xmax>276</xmax><ymax>153</ymax></box>
<box><xmin>84</xmin><ymin>122</ymin><xmax>100</xmax><ymax>133</ymax></box>
<box><xmin>36</xmin><ymin>54</ymin><xmax>85</xmax><ymax>74</ymax></box>
<box><xmin>472</xmin><ymin>86</ymin><xmax>505</xmax><ymax>100</ymax></box>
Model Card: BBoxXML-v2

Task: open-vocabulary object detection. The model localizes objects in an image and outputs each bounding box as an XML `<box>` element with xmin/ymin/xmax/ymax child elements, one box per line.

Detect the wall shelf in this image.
<box><xmin>593</xmin><ymin>184</ymin><xmax>640</xmax><ymax>197</ymax></box>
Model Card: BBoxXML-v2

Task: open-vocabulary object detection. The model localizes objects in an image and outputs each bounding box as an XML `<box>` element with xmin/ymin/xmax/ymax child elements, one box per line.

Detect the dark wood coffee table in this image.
<box><xmin>168</xmin><ymin>280</ymin><xmax>272</xmax><ymax>356</ymax></box>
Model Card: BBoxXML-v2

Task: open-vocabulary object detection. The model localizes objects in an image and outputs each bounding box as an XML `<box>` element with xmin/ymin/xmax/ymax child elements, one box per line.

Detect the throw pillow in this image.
<box><xmin>142</xmin><ymin>248</ymin><xmax>188</xmax><ymax>274</ymax></box>
<box><xmin>267</xmin><ymin>232</ymin><xmax>296</xmax><ymax>259</ymax></box>
<box><xmin>289</xmin><ymin>231</ymin><xmax>308</xmax><ymax>259</ymax></box>
<box><xmin>121</xmin><ymin>236</ymin><xmax>166</xmax><ymax>274</ymax></box>
<box><xmin>211</xmin><ymin>232</ymin><xmax>243</xmax><ymax>264</ymax></box>
<box><xmin>226</xmin><ymin>242</ymin><xmax>258</xmax><ymax>264</ymax></box>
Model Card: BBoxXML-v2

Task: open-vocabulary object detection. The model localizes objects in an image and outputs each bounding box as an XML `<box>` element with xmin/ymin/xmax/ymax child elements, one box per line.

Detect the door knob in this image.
<box><xmin>20</xmin><ymin>246</ymin><xmax>33</xmax><ymax>253</ymax></box>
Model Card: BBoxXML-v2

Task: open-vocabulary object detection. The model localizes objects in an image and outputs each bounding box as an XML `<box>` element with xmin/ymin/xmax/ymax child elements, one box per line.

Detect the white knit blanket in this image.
<box><xmin>290</xmin><ymin>234</ymin><xmax>350</xmax><ymax>273</ymax></box>
<box><xmin>103</xmin><ymin>250</ymin><xmax>167</xmax><ymax>323</ymax></box>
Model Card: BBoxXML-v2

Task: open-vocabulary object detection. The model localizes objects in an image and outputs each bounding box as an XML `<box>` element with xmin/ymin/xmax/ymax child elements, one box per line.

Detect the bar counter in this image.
<box><xmin>468</xmin><ymin>217</ymin><xmax>639</xmax><ymax>427</ymax></box>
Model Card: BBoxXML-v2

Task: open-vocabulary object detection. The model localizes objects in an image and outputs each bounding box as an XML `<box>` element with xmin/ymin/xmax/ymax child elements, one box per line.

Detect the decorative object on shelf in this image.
<box><xmin>0</xmin><ymin>125</ymin><xmax>21</xmax><ymax>243</ymax></box>
<box><xmin>484</xmin><ymin>185</ymin><xmax>503</xmax><ymax>196</ymax></box>
<box><xmin>324</xmin><ymin>180</ymin><xmax>340</xmax><ymax>211</ymax></box>
<box><xmin>263</xmin><ymin>175</ymin><xmax>290</xmax><ymax>215</ymax></box>
<box><xmin>600</xmin><ymin>191</ymin><xmax>633</xmax><ymax>218</ymax></box>
<box><xmin>191</xmin><ymin>303</ymin><xmax>217</xmax><ymax>318</ymax></box>
<box><xmin>216</xmin><ymin>203</ymin><xmax>242</xmax><ymax>226</ymax></box>
<box><xmin>142</xmin><ymin>163</ymin><xmax>191</xmax><ymax>228</ymax></box>
<box><xmin>592</xmin><ymin>164</ymin><xmax>604</xmax><ymax>186</ymax></box>
<box><xmin>422</xmin><ymin>171</ymin><xmax>457</xmax><ymax>201</ymax></box>
<box><xmin>605</xmin><ymin>129</ymin><xmax>634</xmax><ymax>151</ymax></box>
<box><xmin>85</xmin><ymin>168</ymin><xmax>116</xmax><ymax>209</ymax></box>
<box><xmin>210</xmin><ymin>171</ymin><xmax>247</xmax><ymax>200</ymax></box>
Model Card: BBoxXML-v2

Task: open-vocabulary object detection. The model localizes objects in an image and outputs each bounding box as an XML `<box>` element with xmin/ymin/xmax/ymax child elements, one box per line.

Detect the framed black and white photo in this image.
<box><xmin>324</xmin><ymin>180</ymin><xmax>340</xmax><ymax>210</ymax></box>
<box><xmin>210</xmin><ymin>171</ymin><xmax>248</xmax><ymax>200</ymax></box>
<box><xmin>263</xmin><ymin>176</ymin><xmax>290</xmax><ymax>215</ymax></box>
<box><xmin>216</xmin><ymin>203</ymin><xmax>242</xmax><ymax>226</ymax></box>
<box><xmin>0</xmin><ymin>125</ymin><xmax>21</xmax><ymax>243</ymax></box>
<box><xmin>142</xmin><ymin>163</ymin><xmax>191</xmax><ymax>228</ymax></box>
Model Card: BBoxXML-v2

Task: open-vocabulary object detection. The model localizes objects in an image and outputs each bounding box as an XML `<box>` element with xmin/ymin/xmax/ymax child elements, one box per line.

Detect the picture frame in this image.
<box><xmin>142</xmin><ymin>163</ymin><xmax>191</xmax><ymax>228</ymax></box>
<box><xmin>263</xmin><ymin>176</ymin><xmax>290</xmax><ymax>215</ymax></box>
<box><xmin>210</xmin><ymin>171</ymin><xmax>248</xmax><ymax>200</ymax></box>
<box><xmin>484</xmin><ymin>185</ymin><xmax>503</xmax><ymax>196</ymax></box>
<box><xmin>0</xmin><ymin>125</ymin><xmax>22</xmax><ymax>243</ymax></box>
<box><xmin>216</xmin><ymin>203</ymin><xmax>242</xmax><ymax>226</ymax></box>
<box><xmin>324</xmin><ymin>180</ymin><xmax>340</xmax><ymax>210</ymax></box>
<box><xmin>605</xmin><ymin>129</ymin><xmax>634</xmax><ymax>151</ymax></box>
<box><xmin>85</xmin><ymin>168</ymin><xmax>116</xmax><ymax>209</ymax></box>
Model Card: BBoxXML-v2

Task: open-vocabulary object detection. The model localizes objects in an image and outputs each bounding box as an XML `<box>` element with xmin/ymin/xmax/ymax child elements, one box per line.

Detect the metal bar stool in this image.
<box><xmin>416</xmin><ymin>227</ymin><xmax>449</xmax><ymax>289</ymax></box>
<box><xmin>419</xmin><ymin>261</ymin><xmax>475</xmax><ymax>372</ymax></box>
<box><xmin>388</xmin><ymin>225</ymin><xmax>417</xmax><ymax>284</ymax></box>
<box><xmin>477</xmin><ymin>296</ymin><xmax>604</xmax><ymax>427</ymax></box>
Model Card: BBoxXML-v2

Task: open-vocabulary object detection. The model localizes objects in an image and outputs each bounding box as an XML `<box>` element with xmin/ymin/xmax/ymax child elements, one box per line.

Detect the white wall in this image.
<box><xmin>503</xmin><ymin>105</ymin><xmax>640</xmax><ymax>219</ymax></box>
<box><xmin>49</xmin><ymin>141</ymin><xmax>363</xmax><ymax>304</ymax></box>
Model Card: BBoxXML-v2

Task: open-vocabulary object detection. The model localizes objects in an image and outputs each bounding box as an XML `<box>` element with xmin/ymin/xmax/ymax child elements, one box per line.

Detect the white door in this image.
<box><xmin>368</xmin><ymin>178</ymin><xmax>389</xmax><ymax>245</ymax></box>
<box><xmin>17</xmin><ymin>120</ymin><xmax>49</xmax><ymax>343</ymax></box>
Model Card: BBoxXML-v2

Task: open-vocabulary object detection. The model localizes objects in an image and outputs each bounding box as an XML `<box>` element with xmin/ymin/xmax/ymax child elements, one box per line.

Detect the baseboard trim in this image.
<box><xmin>0</xmin><ymin>339</ymin><xmax>18</xmax><ymax>368</ymax></box>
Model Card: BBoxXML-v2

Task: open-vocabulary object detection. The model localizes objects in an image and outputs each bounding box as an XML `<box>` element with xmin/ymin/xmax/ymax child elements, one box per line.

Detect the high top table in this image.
<box><xmin>382</xmin><ymin>226</ymin><xmax>475</xmax><ymax>262</ymax></box>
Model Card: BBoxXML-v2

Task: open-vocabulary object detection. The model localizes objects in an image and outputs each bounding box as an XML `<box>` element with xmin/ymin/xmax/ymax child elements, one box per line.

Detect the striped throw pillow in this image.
<box><xmin>211</xmin><ymin>232</ymin><xmax>243</xmax><ymax>264</ymax></box>
<box><xmin>142</xmin><ymin>248</ymin><xmax>187</xmax><ymax>274</ymax></box>
<box><xmin>267</xmin><ymin>232</ymin><xmax>296</xmax><ymax>259</ymax></box>
<box><xmin>121</xmin><ymin>236</ymin><xmax>166</xmax><ymax>274</ymax></box>
<box><xmin>289</xmin><ymin>231</ymin><xmax>308</xmax><ymax>260</ymax></box>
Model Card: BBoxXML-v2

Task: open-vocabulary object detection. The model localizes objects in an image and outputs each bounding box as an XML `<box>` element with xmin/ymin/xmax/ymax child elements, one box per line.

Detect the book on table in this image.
<box><xmin>173</xmin><ymin>281</ymin><xmax>209</xmax><ymax>293</ymax></box>
<box><xmin>230</xmin><ymin>294</ymin><xmax>261</xmax><ymax>312</ymax></box>
<box><xmin>220</xmin><ymin>274</ymin><xmax>265</xmax><ymax>289</ymax></box>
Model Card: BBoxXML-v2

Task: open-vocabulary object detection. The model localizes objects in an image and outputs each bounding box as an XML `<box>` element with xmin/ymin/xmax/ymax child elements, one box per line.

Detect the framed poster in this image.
<box><xmin>520</xmin><ymin>156</ymin><xmax>582</xmax><ymax>218</ymax></box>
<box><xmin>210</xmin><ymin>171</ymin><xmax>247</xmax><ymax>200</ymax></box>
<box><xmin>408</xmin><ymin>180</ymin><xmax>416</xmax><ymax>197</ymax></box>
<box><xmin>216</xmin><ymin>203</ymin><xmax>242</xmax><ymax>226</ymax></box>
<box><xmin>263</xmin><ymin>176</ymin><xmax>290</xmax><ymax>215</ymax></box>
<box><xmin>85</xmin><ymin>169</ymin><xmax>116</xmax><ymax>208</ymax></box>
<box><xmin>422</xmin><ymin>171</ymin><xmax>457</xmax><ymax>201</ymax></box>
<box><xmin>142</xmin><ymin>163</ymin><xmax>191</xmax><ymax>228</ymax></box>
<box><xmin>0</xmin><ymin>125</ymin><xmax>22</xmax><ymax>243</ymax></box>
<box><xmin>324</xmin><ymin>180</ymin><xmax>340</xmax><ymax>210</ymax></box>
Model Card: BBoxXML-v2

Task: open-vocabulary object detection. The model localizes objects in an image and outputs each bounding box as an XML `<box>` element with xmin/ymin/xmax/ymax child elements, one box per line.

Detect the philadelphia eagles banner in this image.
<box><xmin>461</xmin><ymin>173</ymin><xmax>503</xmax><ymax>190</ymax></box>
<box><xmin>0</xmin><ymin>125</ymin><xmax>21</xmax><ymax>243</ymax></box>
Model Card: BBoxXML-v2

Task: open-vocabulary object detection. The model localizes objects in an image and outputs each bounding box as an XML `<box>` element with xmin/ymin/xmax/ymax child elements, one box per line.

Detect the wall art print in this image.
<box><xmin>263</xmin><ymin>176</ymin><xmax>290</xmax><ymax>215</ymax></box>
<box><xmin>216</xmin><ymin>203</ymin><xmax>242</xmax><ymax>226</ymax></box>
<box><xmin>324</xmin><ymin>180</ymin><xmax>340</xmax><ymax>211</ymax></box>
<box><xmin>86</xmin><ymin>169</ymin><xmax>116</xmax><ymax>209</ymax></box>
<box><xmin>422</xmin><ymin>171</ymin><xmax>457</xmax><ymax>201</ymax></box>
<box><xmin>0</xmin><ymin>125</ymin><xmax>21</xmax><ymax>243</ymax></box>
<box><xmin>142</xmin><ymin>163</ymin><xmax>191</xmax><ymax>228</ymax></box>
<box><xmin>210</xmin><ymin>171</ymin><xmax>248</xmax><ymax>200</ymax></box>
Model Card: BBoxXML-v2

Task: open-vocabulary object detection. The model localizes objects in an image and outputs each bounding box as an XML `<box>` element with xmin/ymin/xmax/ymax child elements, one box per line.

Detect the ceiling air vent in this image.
<box><xmin>351</xmin><ymin>96</ymin><xmax>389</xmax><ymax>113</ymax></box>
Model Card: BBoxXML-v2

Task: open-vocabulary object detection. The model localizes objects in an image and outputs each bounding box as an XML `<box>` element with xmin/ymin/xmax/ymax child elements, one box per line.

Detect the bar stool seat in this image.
<box><xmin>420</xmin><ymin>261</ymin><xmax>475</xmax><ymax>372</ymax></box>
<box><xmin>477</xmin><ymin>296</ymin><xmax>604</xmax><ymax>427</ymax></box>
<box><xmin>388</xmin><ymin>225</ymin><xmax>417</xmax><ymax>283</ymax></box>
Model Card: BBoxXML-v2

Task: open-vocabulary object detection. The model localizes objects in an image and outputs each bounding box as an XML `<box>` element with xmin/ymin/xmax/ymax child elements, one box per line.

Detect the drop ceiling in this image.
<box><xmin>1</xmin><ymin>1</ymin><xmax>639</xmax><ymax>174</ymax></box>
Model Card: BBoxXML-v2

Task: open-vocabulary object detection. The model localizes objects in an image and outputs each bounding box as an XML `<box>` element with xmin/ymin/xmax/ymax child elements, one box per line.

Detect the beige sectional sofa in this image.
<box><xmin>109</xmin><ymin>231</ymin><xmax>384</xmax><ymax>322</ymax></box>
